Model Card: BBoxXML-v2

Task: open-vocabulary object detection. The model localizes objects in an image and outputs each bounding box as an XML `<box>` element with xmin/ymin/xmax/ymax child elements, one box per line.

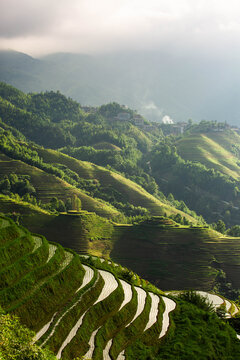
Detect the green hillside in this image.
<box><xmin>111</xmin><ymin>216</ymin><xmax>240</xmax><ymax>293</ymax></box>
<box><xmin>1</xmin><ymin>215</ymin><xmax>240</xmax><ymax>360</ymax></box>
<box><xmin>146</xmin><ymin>125</ymin><xmax>240</xmax><ymax>227</ymax></box>
<box><xmin>31</xmin><ymin>145</ymin><xmax>198</xmax><ymax>222</ymax></box>
<box><xmin>0</xmin><ymin>152</ymin><xmax>120</xmax><ymax>219</ymax></box>
<box><xmin>0</xmin><ymin>82</ymin><xmax>218</xmax><ymax>226</ymax></box>
<box><xmin>177</xmin><ymin>130</ymin><xmax>240</xmax><ymax>180</ymax></box>
<box><xmin>2</xmin><ymin>62</ymin><xmax>240</xmax><ymax>359</ymax></box>
<box><xmin>3</xmin><ymin>82</ymin><xmax>240</xmax><ymax>227</ymax></box>
<box><xmin>2</xmin><ymin>203</ymin><xmax>240</xmax><ymax>297</ymax></box>
<box><xmin>0</xmin><ymin>113</ymin><xmax>199</xmax><ymax>223</ymax></box>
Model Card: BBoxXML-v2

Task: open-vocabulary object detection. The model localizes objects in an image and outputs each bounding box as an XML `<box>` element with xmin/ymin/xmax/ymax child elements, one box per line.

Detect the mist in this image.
<box><xmin>1</xmin><ymin>0</ymin><xmax>240</xmax><ymax>60</ymax></box>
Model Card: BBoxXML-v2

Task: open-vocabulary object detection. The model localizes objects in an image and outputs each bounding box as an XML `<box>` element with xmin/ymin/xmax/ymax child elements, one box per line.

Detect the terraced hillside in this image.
<box><xmin>0</xmin><ymin>152</ymin><xmax>120</xmax><ymax>219</ymax></box>
<box><xmin>1</xmin><ymin>215</ymin><xmax>240</xmax><ymax>360</ymax></box>
<box><xmin>3</xmin><ymin>196</ymin><xmax>240</xmax><ymax>294</ymax></box>
<box><xmin>32</xmin><ymin>146</ymin><xmax>194</xmax><ymax>220</ymax></box>
<box><xmin>0</xmin><ymin>139</ymin><xmax>197</xmax><ymax>223</ymax></box>
<box><xmin>177</xmin><ymin>129</ymin><xmax>240</xmax><ymax>180</ymax></box>
<box><xmin>111</xmin><ymin>217</ymin><xmax>240</xmax><ymax>291</ymax></box>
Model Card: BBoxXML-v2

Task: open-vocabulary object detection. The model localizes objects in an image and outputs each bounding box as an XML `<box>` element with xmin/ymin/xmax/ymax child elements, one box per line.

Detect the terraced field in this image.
<box><xmin>111</xmin><ymin>217</ymin><xmax>240</xmax><ymax>291</ymax></box>
<box><xmin>26</xmin><ymin>145</ymin><xmax>198</xmax><ymax>222</ymax></box>
<box><xmin>1</xmin><ymin>215</ymin><xmax>240</xmax><ymax>360</ymax></box>
<box><xmin>177</xmin><ymin>130</ymin><xmax>240</xmax><ymax>180</ymax></box>
<box><xmin>0</xmin><ymin>152</ymin><xmax>120</xmax><ymax>219</ymax></box>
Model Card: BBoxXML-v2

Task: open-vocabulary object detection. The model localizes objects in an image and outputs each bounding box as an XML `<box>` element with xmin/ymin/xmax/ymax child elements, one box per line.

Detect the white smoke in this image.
<box><xmin>162</xmin><ymin>115</ymin><xmax>174</xmax><ymax>124</ymax></box>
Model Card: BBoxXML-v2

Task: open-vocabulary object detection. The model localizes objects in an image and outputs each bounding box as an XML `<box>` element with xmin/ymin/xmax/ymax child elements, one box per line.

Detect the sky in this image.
<box><xmin>1</xmin><ymin>0</ymin><xmax>240</xmax><ymax>58</ymax></box>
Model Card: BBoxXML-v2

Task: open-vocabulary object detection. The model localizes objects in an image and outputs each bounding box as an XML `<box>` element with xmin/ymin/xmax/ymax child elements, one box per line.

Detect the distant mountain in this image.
<box><xmin>0</xmin><ymin>50</ymin><xmax>48</xmax><ymax>92</ymax></box>
<box><xmin>1</xmin><ymin>49</ymin><xmax>240</xmax><ymax>124</ymax></box>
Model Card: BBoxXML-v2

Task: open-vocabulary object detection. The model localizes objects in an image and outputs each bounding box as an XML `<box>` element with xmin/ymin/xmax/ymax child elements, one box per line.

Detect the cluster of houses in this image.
<box><xmin>114</xmin><ymin>112</ymin><xmax>153</xmax><ymax>131</ymax></box>
<box><xmin>81</xmin><ymin>105</ymin><xmax>240</xmax><ymax>136</ymax></box>
<box><xmin>81</xmin><ymin>106</ymin><xmax>98</xmax><ymax>113</ymax></box>
<box><xmin>114</xmin><ymin>111</ymin><xmax>190</xmax><ymax>134</ymax></box>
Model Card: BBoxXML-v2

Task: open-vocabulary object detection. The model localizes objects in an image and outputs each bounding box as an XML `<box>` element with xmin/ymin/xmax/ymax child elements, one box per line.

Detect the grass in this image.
<box><xmin>177</xmin><ymin>132</ymin><xmax>240</xmax><ymax>180</ymax></box>
<box><xmin>93</xmin><ymin>141</ymin><xmax>122</xmax><ymax>151</ymax></box>
<box><xmin>10</xmin><ymin>250</ymin><xmax>85</xmax><ymax>330</ymax></box>
<box><xmin>0</xmin><ymin>194</ymin><xmax>51</xmax><ymax>215</ymax></box>
<box><xmin>61</xmin><ymin>276</ymin><xmax>124</xmax><ymax>359</ymax></box>
<box><xmin>41</xmin><ymin>270</ymin><xmax>104</xmax><ymax>354</ymax></box>
<box><xmin>93</xmin><ymin>285</ymin><xmax>138</xmax><ymax>360</ymax></box>
<box><xmin>156</xmin><ymin>299</ymin><xmax>240</xmax><ymax>360</ymax></box>
<box><xmin>0</xmin><ymin>234</ymin><xmax>48</xmax><ymax>289</ymax></box>
<box><xmin>28</xmin><ymin>145</ymin><xmax>198</xmax><ymax>223</ymax></box>
<box><xmin>0</xmin><ymin>223</ymin><xmax>22</xmax><ymax>245</ymax></box>
<box><xmin>111</xmin><ymin>220</ymin><xmax>240</xmax><ymax>291</ymax></box>
<box><xmin>4</xmin><ymin>203</ymin><xmax>240</xmax><ymax>296</ymax></box>
<box><xmin>110</xmin><ymin>292</ymin><xmax>152</xmax><ymax>358</ymax></box>
<box><xmin>38</xmin><ymin>265</ymin><xmax>98</xmax><ymax>345</ymax></box>
<box><xmin>0</xmin><ymin>243</ymin><xmax>66</xmax><ymax>309</ymax></box>
<box><xmin>1</xmin><ymin>215</ymin><xmax>240</xmax><ymax>359</ymax></box>
<box><xmin>0</xmin><ymin>152</ymin><xmax>121</xmax><ymax>219</ymax></box>
<box><xmin>0</xmin><ymin>234</ymin><xmax>35</xmax><ymax>268</ymax></box>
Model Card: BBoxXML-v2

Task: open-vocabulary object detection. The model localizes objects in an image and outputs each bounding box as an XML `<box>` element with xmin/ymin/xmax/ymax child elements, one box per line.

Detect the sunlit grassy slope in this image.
<box><xmin>0</xmin><ymin>152</ymin><xmax>120</xmax><ymax>219</ymax></box>
<box><xmin>0</xmin><ymin>193</ymin><xmax>50</xmax><ymax>216</ymax></box>
<box><xmin>177</xmin><ymin>130</ymin><xmax>240</xmax><ymax>180</ymax></box>
<box><xmin>32</xmin><ymin>145</ymin><xmax>197</xmax><ymax>223</ymax></box>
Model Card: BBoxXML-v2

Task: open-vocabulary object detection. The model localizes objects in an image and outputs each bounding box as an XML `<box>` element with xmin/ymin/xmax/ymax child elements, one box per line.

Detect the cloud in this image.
<box><xmin>1</xmin><ymin>0</ymin><xmax>240</xmax><ymax>56</ymax></box>
<box><xmin>0</xmin><ymin>0</ymin><xmax>65</xmax><ymax>37</ymax></box>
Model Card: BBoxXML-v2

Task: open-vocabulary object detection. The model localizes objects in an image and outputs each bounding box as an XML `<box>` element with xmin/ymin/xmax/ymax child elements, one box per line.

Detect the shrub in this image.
<box><xmin>178</xmin><ymin>291</ymin><xmax>215</xmax><ymax>313</ymax></box>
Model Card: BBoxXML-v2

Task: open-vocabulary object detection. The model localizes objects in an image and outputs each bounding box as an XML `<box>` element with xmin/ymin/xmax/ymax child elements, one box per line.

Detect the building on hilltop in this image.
<box><xmin>133</xmin><ymin>115</ymin><xmax>144</xmax><ymax>126</ymax></box>
<box><xmin>170</xmin><ymin>122</ymin><xmax>188</xmax><ymax>135</ymax></box>
<box><xmin>115</xmin><ymin>112</ymin><xmax>131</xmax><ymax>121</ymax></box>
<box><xmin>81</xmin><ymin>106</ymin><xmax>98</xmax><ymax>113</ymax></box>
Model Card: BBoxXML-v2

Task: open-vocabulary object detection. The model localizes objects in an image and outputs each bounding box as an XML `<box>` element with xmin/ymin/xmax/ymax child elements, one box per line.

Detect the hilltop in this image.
<box><xmin>1</xmin><ymin>215</ymin><xmax>240</xmax><ymax>360</ymax></box>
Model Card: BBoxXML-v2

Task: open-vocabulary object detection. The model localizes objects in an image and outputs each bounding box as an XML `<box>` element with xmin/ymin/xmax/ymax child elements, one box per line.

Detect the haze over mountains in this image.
<box><xmin>1</xmin><ymin>49</ymin><xmax>240</xmax><ymax>124</ymax></box>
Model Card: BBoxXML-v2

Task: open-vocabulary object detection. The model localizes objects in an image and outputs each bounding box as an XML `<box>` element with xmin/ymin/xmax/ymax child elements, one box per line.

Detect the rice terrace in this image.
<box><xmin>1</xmin><ymin>215</ymin><xmax>240</xmax><ymax>359</ymax></box>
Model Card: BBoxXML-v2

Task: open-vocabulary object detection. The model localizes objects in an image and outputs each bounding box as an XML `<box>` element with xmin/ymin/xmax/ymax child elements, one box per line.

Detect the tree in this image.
<box><xmin>0</xmin><ymin>178</ymin><xmax>11</xmax><ymax>192</ymax></box>
<box><xmin>50</xmin><ymin>197</ymin><xmax>58</xmax><ymax>211</ymax></box>
<box><xmin>216</xmin><ymin>220</ymin><xmax>226</xmax><ymax>234</ymax></box>
<box><xmin>227</xmin><ymin>225</ymin><xmax>240</xmax><ymax>237</ymax></box>
<box><xmin>167</xmin><ymin>193</ymin><xmax>175</xmax><ymax>203</ymax></box>
<box><xmin>0</xmin><ymin>307</ymin><xmax>56</xmax><ymax>360</ymax></box>
<box><xmin>65</xmin><ymin>197</ymin><xmax>72</xmax><ymax>211</ymax></box>
<box><xmin>57</xmin><ymin>199</ymin><xmax>66</xmax><ymax>212</ymax></box>
<box><xmin>72</xmin><ymin>194</ymin><xmax>81</xmax><ymax>211</ymax></box>
<box><xmin>174</xmin><ymin>213</ymin><xmax>183</xmax><ymax>224</ymax></box>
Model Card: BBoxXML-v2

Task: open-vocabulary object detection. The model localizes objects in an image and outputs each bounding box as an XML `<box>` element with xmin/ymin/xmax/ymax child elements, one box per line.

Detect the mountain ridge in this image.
<box><xmin>1</xmin><ymin>49</ymin><xmax>240</xmax><ymax>124</ymax></box>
